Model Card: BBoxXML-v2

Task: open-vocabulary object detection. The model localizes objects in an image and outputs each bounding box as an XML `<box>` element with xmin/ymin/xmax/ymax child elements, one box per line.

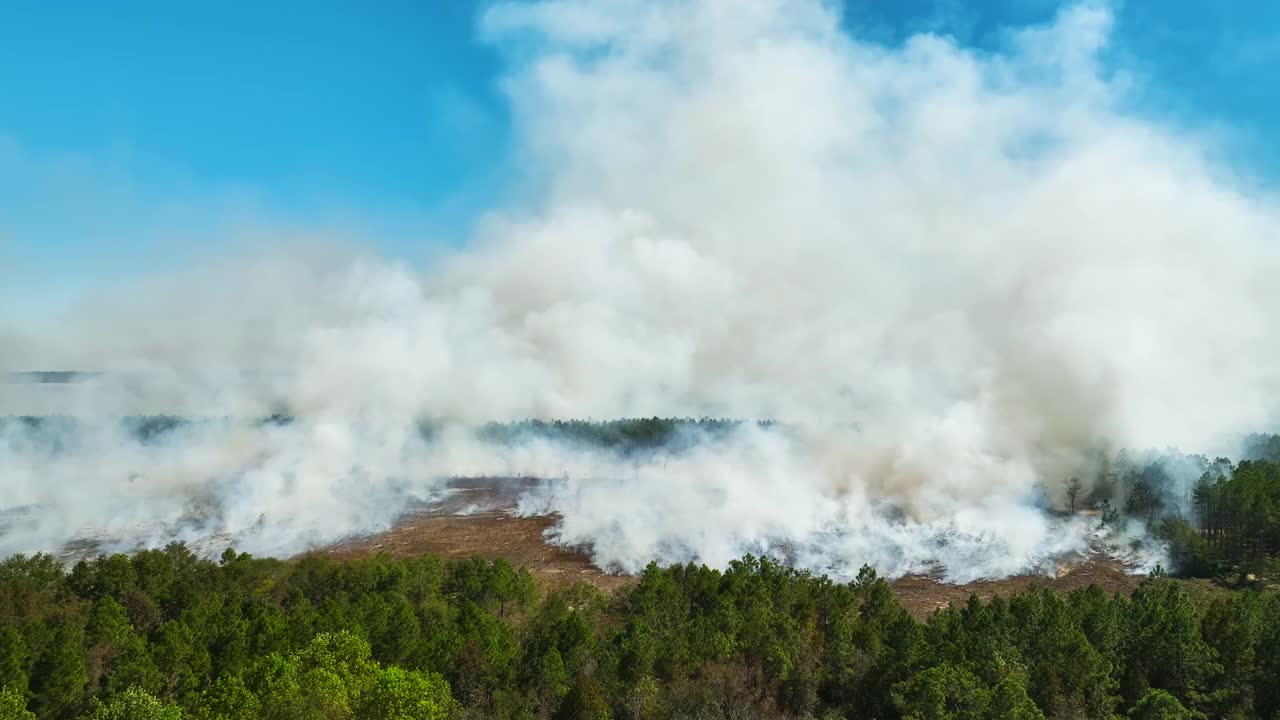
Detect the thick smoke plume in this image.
<box><xmin>3</xmin><ymin>0</ymin><xmax>1279</xmax><ymax>581</ymax></box>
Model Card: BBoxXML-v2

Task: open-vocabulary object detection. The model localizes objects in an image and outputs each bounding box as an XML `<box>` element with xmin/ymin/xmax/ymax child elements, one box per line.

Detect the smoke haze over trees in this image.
<box><xmin>4</xmin><ymin>1</ymin><xmax>1280</xmax><ymax>716</ymax></box>
<box><xmin>5</xmin><ymin>0</ymin><xmax>1280</xmax><ymax>586</ymax></box>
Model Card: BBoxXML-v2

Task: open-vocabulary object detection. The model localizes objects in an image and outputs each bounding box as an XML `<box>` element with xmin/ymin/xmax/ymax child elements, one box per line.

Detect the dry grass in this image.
<box><xmin>320</xmin><ymin>510</ymin><xmax>637</xmax><ymax>593</ymax></box>
<box><xmin>889</xmin><ymin>554</ymin><xmax>1147</xmax><ymax>619</ymax></box>
<box><xmin>317</xmin><ymin>479</ymin><xmax>1155</xmax><ymax>617</ymax></box>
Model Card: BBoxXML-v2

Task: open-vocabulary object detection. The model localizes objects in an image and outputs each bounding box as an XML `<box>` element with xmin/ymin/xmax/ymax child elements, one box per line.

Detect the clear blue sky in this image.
<box><xmin>2</xmin><ymin>1</ymin><xmax>1279</xmax><ymax>307</ymax></box>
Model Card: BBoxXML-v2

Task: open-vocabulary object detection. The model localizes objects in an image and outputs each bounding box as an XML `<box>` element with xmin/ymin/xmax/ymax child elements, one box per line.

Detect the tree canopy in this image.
<box><xmin>0</xmin><ymin>544</ymin><xmax>1277</xmax><ymax>720</ymax></box>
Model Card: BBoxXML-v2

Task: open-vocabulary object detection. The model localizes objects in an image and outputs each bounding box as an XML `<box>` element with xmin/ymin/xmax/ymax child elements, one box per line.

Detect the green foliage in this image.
<box><xmin>891</xmin><ymin>664</ymin><xmax>991</xmax><ymax>720</ymax></box>
<box><xmin>1</xmin><ymin>544</ymin><xmax>1279</xmax><ymax>720</ymax></box>
<box><xmin>554</xmin><ymin>674</ymin><xmax>611</xmax><ymax>720</ymax></box>
<box><xmin>990</xmin><ymin>678</ymin><xmax>1046</xmax><ymax>720</ymax></box>
<box><xmin>0</xmin><ymin>685</ymin><xmax>35</xmax><ymax>720</ymax></box>
<box><xmin>1129</xmin><ymin>689</ymin><xmax>1206</xmax><ymax>720</ymax></box>
<box><xmin>80</xmin><ymin>681</ymin><xmax>185</xmax><ymax>717</ymax></box>
<box><xmin>80</xmin><ymin>687</ymin><xmax>183</xmax><ymax>720</ymax></box>
<box><xmin>1122</xmin><ymin>579</ymin><xmax>1218</xmax><ymax>708</ymax></box>
<box><xmin>254</xmin><ymin>630</ymin><xmax>382</xmax><ymax>719</ymax></box>
<box><xmin>0</xmin><ymin>628</ymin><xmax>29</xmax><ymax>700</ymax></box>
<box><xmin>1156</xmin><ymin>518</ymin><xmax>1217</xmax><ymax>577</ymax></box>
<box><xmin>1074</xmin><ymin>452</ymin><xmax>1280</xmax><ymax>579</ymax></box>
<box><xmin>359</xmin><ymin>666</ymin><xmax>454</xmax><ymax>720</ymax></box>
<box><xmin>32</xmin><ymin>620</ymin><xmax>88</xmax><ymax>716</ymax></box>
<box><xmin>1243</xmin><ymin>434</ymin><xmax>1280</xmax><ymax>464</ymax></box>
<box><xmin>472</xmin><ymin>417</ymin><xmax>766</xmax><ymax>456</ymax></box>
<box><xmin>194</xmin><ymin>674</ymin><xmax>258</xmax><ymax>720</ymax></box>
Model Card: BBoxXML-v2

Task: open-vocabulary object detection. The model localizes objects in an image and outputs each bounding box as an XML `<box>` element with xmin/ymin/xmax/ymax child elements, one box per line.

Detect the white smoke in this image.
<box><xmin>2</xmin><ymin>0</ymin><xmax>1279</xmax><ymax>580</ymax></box>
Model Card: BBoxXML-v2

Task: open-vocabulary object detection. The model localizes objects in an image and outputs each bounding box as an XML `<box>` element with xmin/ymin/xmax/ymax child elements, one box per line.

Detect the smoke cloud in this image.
<box><xmin>3</xmin><ymin>0</ymin><xmax>1279</xmax><ymax>581</ymax></box>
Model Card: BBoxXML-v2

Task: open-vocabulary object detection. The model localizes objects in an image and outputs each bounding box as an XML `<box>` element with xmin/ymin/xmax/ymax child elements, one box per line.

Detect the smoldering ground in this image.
<box><xmin>3</xmin><ymin>0</ymin><xmax>1279</xmax><ymax>581</ymax></box>
<box><xmin>0</xmin><ymin>415</ymin><xmax>1143</xmax><ymax>582</ymax></box>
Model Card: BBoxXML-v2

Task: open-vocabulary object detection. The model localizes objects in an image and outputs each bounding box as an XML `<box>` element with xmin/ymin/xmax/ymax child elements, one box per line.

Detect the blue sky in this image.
<box><xmin>2</xmin><ymin>0</ymin><xmax>1279</xmax><ymax>308</ymax></box>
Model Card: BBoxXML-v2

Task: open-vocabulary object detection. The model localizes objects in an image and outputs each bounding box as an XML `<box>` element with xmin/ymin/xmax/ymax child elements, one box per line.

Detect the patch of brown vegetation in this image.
<box><xmin>889</xmin><ymin>554</ymin><xmax>1147</xmax><ymax>619</ymax></box>
<box><xmin>319</xmin><ymin>511</ymin><xmax>638</xmax><ymax>594</ymax></box>
<box><xmin>320</xmin><ymin>503</ymin><xmax>1151</xmax><ymax>617</ymax></box>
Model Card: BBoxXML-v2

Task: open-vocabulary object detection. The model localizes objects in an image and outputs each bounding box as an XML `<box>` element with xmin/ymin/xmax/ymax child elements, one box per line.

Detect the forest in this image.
<box><xmin>1091</xmin><ymin>443</ymin><xmax>1280</xmax><ymax>581</ymax></box>
<box><xmin>1</xmin><ymin>541</ymin><xmax>1279</xmax><ymax>720</ymax></box>
<box><xmin>3</xmin><ymin>419</ymin><xmax>1280</xmax><ymax>718</ymax></box>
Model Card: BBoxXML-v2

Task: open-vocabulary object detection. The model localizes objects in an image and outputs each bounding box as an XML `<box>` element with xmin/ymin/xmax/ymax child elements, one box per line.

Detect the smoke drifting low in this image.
<box><xmin>3</xmin><ymin>0</ymin><xmax>1279</xmax><ymax>581</ymax></box>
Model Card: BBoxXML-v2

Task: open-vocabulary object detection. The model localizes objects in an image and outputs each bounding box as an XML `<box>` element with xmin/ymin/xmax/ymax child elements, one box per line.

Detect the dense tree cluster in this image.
<box><xmin>1243</xmin><ymin>435</ymin><xmax>1280</xmax><ymax>464</ymax></box>
<box><xmin>1085</xmin><ymin>449</ymin><xmax>1280</xmax><ymax>579</ymax></box>
<box><xmin>2</xmin><ymin>547</ymin><xmax>1279</xmax><ymax>720</ymax></box>
<box><xmin>1154</xmin><ymin>458</ymin><xmax>1280</xmax><ymax>579</ymax></box>
<box><xmin>6</xmin><ymin>418</ymin><xmax>1280</xmax><ymax>717</ymax></box>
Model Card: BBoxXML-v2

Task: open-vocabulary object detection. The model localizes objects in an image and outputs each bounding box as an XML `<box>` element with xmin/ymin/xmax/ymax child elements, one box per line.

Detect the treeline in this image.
<box><xmin>3</xmin><ymin>547</ymin><xmax>1280</xmax><ymax>719</ymax></box>
<box><xmin>0</xmin><ymin>415</ymin><xmax>292</xmax><ymax>445</ymax></box>
<box><xmin>2</xmin><ymin>416</ymin><xmax>770</xmax><ymax>452</ymax></box>
<box><xmin>1157</xmin><ymin>459</ymin><xmax>1280</xmax><ymax>579</ymax></box>
<box><xmin>1243</xmin><ymin>434</ymin><xmax>1280</xmax><ymax>464</ymax></box>
<box><xmin>472</xmin><ymin>418</ymin><xmax>773</xmax><ymax>454</ymax></box>
<box><xmin>1078</xmin><ymin>444</ymin><xmax>1280</xmax><ymax>579</ymax></box>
